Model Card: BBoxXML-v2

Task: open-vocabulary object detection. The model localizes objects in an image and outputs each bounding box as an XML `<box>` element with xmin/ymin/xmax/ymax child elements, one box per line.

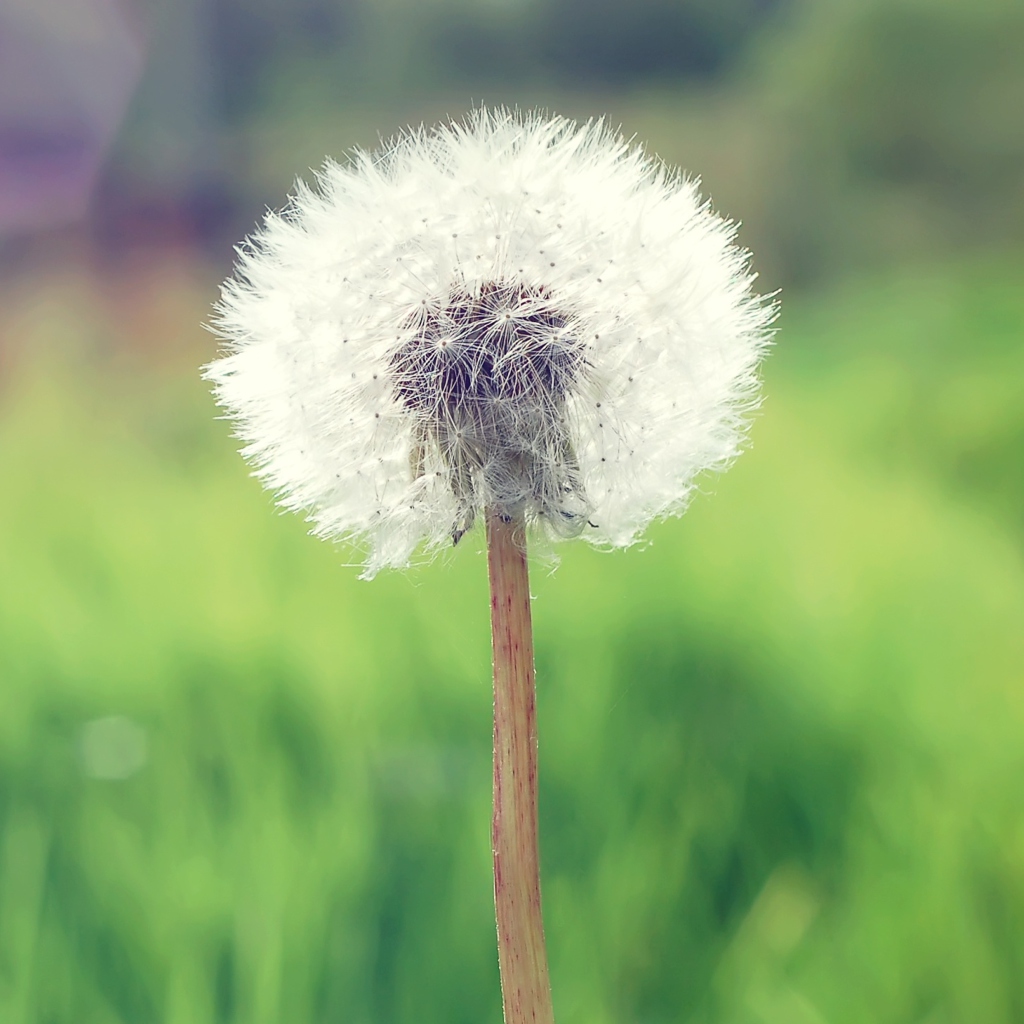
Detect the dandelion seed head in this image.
<box><xmin>205</xmin><ymin>108</ymin><xmax>774</xmax><ymax>577</ymax></box>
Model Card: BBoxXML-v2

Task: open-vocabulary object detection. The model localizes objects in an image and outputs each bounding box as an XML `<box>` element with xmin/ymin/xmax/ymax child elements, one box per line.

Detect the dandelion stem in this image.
<box><xmin>487</xmin><ymin>511</ymin><xmax>555</xmax><ymax>1024</ymax></box>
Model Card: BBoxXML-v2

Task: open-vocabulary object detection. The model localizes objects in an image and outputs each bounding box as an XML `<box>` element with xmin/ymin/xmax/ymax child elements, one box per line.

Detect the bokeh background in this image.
<box><xmin>2</xmin><ymin>0</ymin><xmax>1023</xmax><ymax>1021</ymax></box>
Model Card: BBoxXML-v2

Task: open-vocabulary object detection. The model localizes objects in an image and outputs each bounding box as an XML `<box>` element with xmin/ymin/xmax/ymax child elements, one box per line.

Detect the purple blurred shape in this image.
<box><xmin>0</xmin><ymin>0</ymin><xmax>144</xmax><ymax>233</ymax></box>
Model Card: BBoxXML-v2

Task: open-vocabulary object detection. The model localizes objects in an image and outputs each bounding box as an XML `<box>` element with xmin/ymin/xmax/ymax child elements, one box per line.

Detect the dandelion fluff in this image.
<box><xmin>206</xmin><ymin>108</ymin><xmax>773</xmax><ymax>577</ymax></box>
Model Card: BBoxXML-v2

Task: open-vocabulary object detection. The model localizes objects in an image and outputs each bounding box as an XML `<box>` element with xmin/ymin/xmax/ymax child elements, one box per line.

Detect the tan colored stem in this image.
<box><xmin>486</xmin><ymin>511</ymin><xmax>555</xmax><ymax>1024</ymax></box>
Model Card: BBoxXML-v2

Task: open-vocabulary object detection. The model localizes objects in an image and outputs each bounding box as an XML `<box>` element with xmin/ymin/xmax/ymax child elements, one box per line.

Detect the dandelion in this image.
<box><xmin>205</xmin><ymin>108</ymin><xmax>773</xmax><ymax>1024</ymax></box>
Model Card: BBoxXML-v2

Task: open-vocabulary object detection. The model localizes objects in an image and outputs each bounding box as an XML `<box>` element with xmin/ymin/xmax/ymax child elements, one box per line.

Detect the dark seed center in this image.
<box><xmin>390</xmin><ymin>281</ymin><xmax>581</xmax><ymax>412</ymax></box>
<box><xmin>389</xmin><ymin>280</ymin><xmax>589</xmax><ymax>541</ymax></box>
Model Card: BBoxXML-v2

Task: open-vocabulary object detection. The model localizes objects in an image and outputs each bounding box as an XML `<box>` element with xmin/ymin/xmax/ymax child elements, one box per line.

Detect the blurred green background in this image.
<box><xmin>2</xmin><ymin>0</ymin><xmax>1024</xmax><ymax>1021</ymax></box>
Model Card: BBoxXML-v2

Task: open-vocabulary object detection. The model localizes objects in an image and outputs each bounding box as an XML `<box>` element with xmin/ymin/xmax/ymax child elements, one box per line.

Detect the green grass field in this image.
<box><xmin>1</xmin><ymin>252</ymin><xmax>1023</xmax><ymax>1023</ymax></box>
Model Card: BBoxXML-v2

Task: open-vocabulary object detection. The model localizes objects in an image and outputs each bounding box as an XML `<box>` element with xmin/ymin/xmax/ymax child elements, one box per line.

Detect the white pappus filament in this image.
<box><xmin>205</xmin><ymin>108</ymin><xmax>775</xmax><ymax>577</ymax></box>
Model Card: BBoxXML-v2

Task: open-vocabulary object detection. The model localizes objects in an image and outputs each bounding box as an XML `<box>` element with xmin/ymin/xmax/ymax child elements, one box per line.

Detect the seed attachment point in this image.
<box><xmin>389</xmin><ymin>281</ymin><xmax>591</xmax><ymax>541</ymax></box>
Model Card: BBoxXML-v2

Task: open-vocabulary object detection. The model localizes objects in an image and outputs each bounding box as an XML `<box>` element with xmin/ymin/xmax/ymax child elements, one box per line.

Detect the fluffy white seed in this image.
<box><xmin>205</xmin><ymin>108</ymin><xmax>774</xmax><ymax>577</ymax></box>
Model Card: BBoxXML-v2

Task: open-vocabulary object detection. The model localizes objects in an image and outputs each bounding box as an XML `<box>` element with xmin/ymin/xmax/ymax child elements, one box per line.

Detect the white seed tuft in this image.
<box><xmin>205</xmin><ymin>108</ymin><xmax>775</xmax><ymax>577</ymax></box>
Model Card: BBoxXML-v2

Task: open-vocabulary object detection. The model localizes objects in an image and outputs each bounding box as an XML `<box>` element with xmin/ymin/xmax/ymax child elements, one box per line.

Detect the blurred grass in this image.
<box><xmin>1</xmin><ymin>250</ymin><xmax>1023</xmax><ymax>1023</ymax></box>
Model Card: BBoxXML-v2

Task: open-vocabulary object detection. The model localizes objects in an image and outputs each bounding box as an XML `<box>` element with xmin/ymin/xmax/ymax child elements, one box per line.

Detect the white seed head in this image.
<box><xmin>205</xmin><ymin>108</ymin><xmax>774</xmax><ymax>577</ymax></box>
